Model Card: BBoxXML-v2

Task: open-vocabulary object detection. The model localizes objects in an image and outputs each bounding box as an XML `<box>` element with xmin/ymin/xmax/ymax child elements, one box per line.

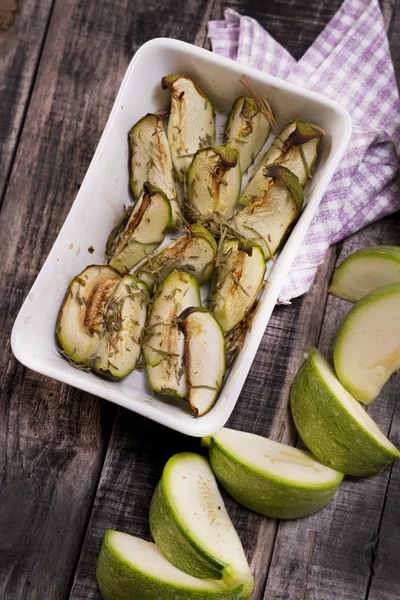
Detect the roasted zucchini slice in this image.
<box><xmin>129</xmin><ymin>112</ymin><xmax>183</xmax><ymax>227</ymax></box>
<box><xmin>209</xmin><ymin>238</ymin><xmax>266</xmax><ymax>334</ymax></box>
<box><xmin>162</xmin><ymin>74</ymin><xmax>215</xmax><ymax>182</ymax></box>
<box><xmin>231</xmin><ymin>166</ymin><xmax>304</xmax><ymax>259</ymax></box>
<box><xmin>179</xmin><ymin>307</ymin><xmax>226</xmax><ymax>416</ymax></box>
<box><xmin>224</xmin><ymin>96</ymin><xmax>271</xmax><ymax>174</ymax></box>
<box><xmin>102</xmin><ymin>276</ymin><xmax>149</xmax><ymax>378</ymax></box>
<box><xmin>239</xmin><ymin>121</ymin><xmax>323</xmax><ymax>206</ymax></box>
<box><xmin>57</xmin><ymin>266</ymin><xmax>148</xmax><ymax>378</ymax></box>
<box><xmin>185</xmin><ymin>146</ymin><xmax>241</xmax><ymax>222</ymax></box>
<box><xmin>133</xmin><ymin>223</ymin><xmax>217</xmax><ymax>290</ymax></box>
<box><xmin>107</xmin><ymin>182</ymin><xmax>171</xmax><ymax>273</ymax></box>
<box><xmin>143</xmin><ymin>271</ymin><xmax>201</xmax><ymax>398</ymax></box>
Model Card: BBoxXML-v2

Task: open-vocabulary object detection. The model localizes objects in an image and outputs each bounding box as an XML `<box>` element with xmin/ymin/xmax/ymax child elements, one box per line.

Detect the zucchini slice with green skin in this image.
<box><xmin>329</xmin><ymin>245</ymin><xmax>400</xmax><ymax>302</ymax></box>
<box><xmin>96</xmin><ymin>530</ymin><xmax>244</xmax><ymax>600</ymax></box>
<box><xmin>143</xmin><ymin>270</ymin><xmax>201</xmax><ymax>398</ymax></box>
<box><xmin>179</xmin><ymin>307</ymin><xmax>226</xmax><ymax>416</ymax></box>
<box><xmin>101</xmin><ymin>276</ymin><xmax>149</xmax><ymax>379</ymax></box>
<box><xmin>57</xmin><ymin>265</ymin><xmax>120</xmax><ymax>367</ymax></box>
<box><xmin>209</xmin><ymin>238</ymin><xmax>266</xmax><ymax>334</ymax></box>
<box><xmin>202</xmin><ymin>428</ymin><xmax>343</xmax><ymax>519</ymax></box>
<box><xmin>57</xmin><ymin>267</ymin><xmax>148</xmax><ymax>378</ymax></box>
<box><xmin>162</xmin><ymin>74</ymin><xmax>215</xmax><ymax>183</ymax></box>
<box><xmin>128</xmin><ymin>112</ymin><xmax>183</xmax><ymax>227</ymax></box>
<box><xmin>239</xmin><ymin>121</ymin><xmax>323</xmax><ymax>206</ymax></box>
<box><xmin>107</xmin><ymin>182</ymin><xmax>171</xmax><ymax>273</ymax></box>
<box><xmin>333</xmin><ymin>283</ymin><xmax>400</xmax><ymax>404</ymax></box>
<box><xmin>224</xmin><ymin>96</ymin><xmax>271</xmax><ymax>175</ymax></box>
<box><xmin>291</xmin><ymin>347</ymin><xmax>400</xmax><ymax>476</ymax></box>
<box><xmin>231</xmin><ymin>166</ymin><xmax>304</xmax><ymax>259</ymax></box>
<box><xmin>149</xmin><ymin>453</ymin><xmax>254</xmax><ymax>597</ymax></box>
<box><xmin>133</xmin><ymin>223</ymin><xmax>217</xmax><ymax>290</ymax></box>
<box><xmin>185</xmin><ymin>146</ymin><xmax>241</xmax><ymax>222</ymax></box>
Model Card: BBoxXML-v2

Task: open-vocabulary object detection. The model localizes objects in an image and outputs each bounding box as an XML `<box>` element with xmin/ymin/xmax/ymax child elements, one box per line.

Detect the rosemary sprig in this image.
<box><xmin>57</xmin><ymin>347</ymin><xmax>92</xmax><ymax>372</ymax></box>
<box><xmin>239</xmin><ymin>76</ymin><xmax>278</xmax><ymax>136</ymax></box>
<box><xmin>206</xmin><ymin>164</ymin><xmax>228</xmax><ymax>187</ymax></box>
<box><xmin>145</xmin><ymin>344</ymin><xmax>180</xmax><ymax>360</ymax></box>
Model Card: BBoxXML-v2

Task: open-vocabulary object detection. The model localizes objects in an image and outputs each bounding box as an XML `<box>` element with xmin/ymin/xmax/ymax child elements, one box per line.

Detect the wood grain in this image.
<box><xmin>0</xmin><ymin>0</ymin><xmax>54</xmax><ymax>204</ymax></box>
<box><xmin>0</xmin><ymin>0</ymin><xmax>224</xmax><ymax>598</ymax></box>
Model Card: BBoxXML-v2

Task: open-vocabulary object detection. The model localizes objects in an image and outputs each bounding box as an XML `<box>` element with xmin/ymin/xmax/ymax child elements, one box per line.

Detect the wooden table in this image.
<box><xmin>1</xmin><ymin>1</ymin><xmax>400</xmax><ymax>598</ymax></box>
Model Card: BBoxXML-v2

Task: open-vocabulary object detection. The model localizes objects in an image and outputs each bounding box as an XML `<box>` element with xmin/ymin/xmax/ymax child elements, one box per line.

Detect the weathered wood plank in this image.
<box><xmin>263</xmin><ymin>214</ymin><xmax>400</xmax><ymax>600</ymax></box>
<box><xmin>68</xmin><ymin>1</ymin><xmax>347</xmax><ymax>599</ymax></box>
<box><xmin>362</xmin><ymin>3</ymin><xmax>400</xmax><ymax>598</ymax></box>
<box><xmin>0</xmin><ymin>0</ymin><xmax>54</xmax><ymax>204</ymax></box>
<box><xmin>0</xmin><ymin>0</ymin><xmax>223</xmax><ymax>599</ymax></box>
<box><xmin>220</xmin><ymin>0</ymin><xmax>344</xmax><ymax>60</ymax></box>
<box><xmin>366</xmin><ymin>406</ymin><xmax>400</xmax><ymax>600</ymax></box>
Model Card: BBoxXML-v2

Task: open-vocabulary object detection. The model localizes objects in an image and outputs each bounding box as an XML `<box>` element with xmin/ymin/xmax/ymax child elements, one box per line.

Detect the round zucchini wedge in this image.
<box><xmin>133</xmin><ymin>223</ymin><xmax>217</xmax><ymax>291</ymax></box>
<box><xmin>231</xmin><ymin>166</ymin><xmax>304</xmax><ymax>260</ymax></box>
<box><xmin>224</xmin><ymin>96</ymin><xmax>271</xmax><ymax>174</ymax></box>
<box><xmin>57</xmin><ymin>266</ymin><xmax>148</xmax><ymax>378</ymax></box>
<box><xmin>128</xmin><ymin>112</ymin><xmax>183</xmax><ymax>227</ymax></box>
<box><xmin>97</xmin><ymin>530</ymin><xmax>244</xmax><ymax>600</ymax></box>
<box><xmin>101</xmin><ymin>276</ymin><xmax>149</xmax><ymax>379</ymax></box>
<box><xmin>291</xmin><ymin>347</ymin><xmax>400</xmax><ymax>476</ymax></box>
<box><xmin>209</xmin><ymin>238</ymin><xmax>266</xmax><ymax>334</ymax></box>
<box><xmin>149</xmin><ymin>453</ymin><xmax>254</xmax><ymax>597</ymax></box>
<box><xmin>185</xmin><ymin>146</ymin><xmax>241</xmax><ymax>222</ymax></box>
<box><xmin>333</xmin><ymin>283</ymin><xmax>400</xmax><ymax>404</ymax></box>
<box><xmin>202</xmin><ymin>428</ymin><xmax>343</xmax><ymax>519</ymax></box>
<box><xmin>239</xmin><ymin>121</ymin><xmax>323</xmax><ymax>206</ymax></box>
<box><xmin>179</xmin><ymin>307</ymin><xmax>226</xmax><ymax>416</ymax></box>
<box><xmin>162</xmin><ymin>74</ymin><xmax>215</xmax><ymax>183</ymax></box>
<box><xmin>329</xmin><ymin>245</ymin><xmax>400</xmax><ymax>302</ymax></box>
<box><xmin>107</xmin><ymin>182</ymin><xmax>171</xmax><ymax>273</ymax></box>
<box><xmin>142</xmin><ymin>270</ymin><xmax>201</xmax><ymax>398</ymax></box>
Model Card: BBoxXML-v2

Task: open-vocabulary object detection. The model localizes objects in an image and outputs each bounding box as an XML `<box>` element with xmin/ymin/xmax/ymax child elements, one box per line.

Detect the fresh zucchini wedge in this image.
<box><xmin>329</xmin><ymin>246</ymin><xmax>400</xmax><ymax>302</ymax></box>
<box><xmin>128</xmin><ymin>112</ymin><xmax>183</xmax><ymax>227</ymax></box>
<box><xmin>224</xmin><ymin>96</ymin><xmax>271</xmax><ymax>174</ymax></box>
<box><xmin>149</xmin><ymin>453</ymin><xmax>254</xmax><ymax>597</ymax></box>
<box><xmin>143</xmin><ymin>270</ymin><xmax>201</xmax><ymax>398</ymax></box>
<box><xmin>231</xmin><ymin>166</ymin><xmax>304</xmax><ymax>259</ymax></box>
<box><xmin>333</xmin><ymin>283</ymin><xmax>400</xmax><ymax>404</ymax></box>
<box><xmin>57</xmin><ymin>267</ymin><xmax>148</xmax><ymax>378</ymax></box>
<box><xmin>179</xmin><ymin>307</ymin><xmax>226</xmax><ymax>416</ymax></box>
<box><xmin>162</xmin><ymin>74</ymin><xmax>215</xmax><ymax>182</ymax></box>
<box><xmin>291</xmin><ymin>347</ymin><xmax>400</xmax><ymax>476</ymax></box>
<box><xmin>209</xmin><ymin>238</ymin><xmax>266</xmax><ymax>334</ymax></box>
<box><xmin>185</xmin><ymin>146</ymin><xmax>241</xmax><ymax>222</ymax></box>
<box><xmin>96</xmin><ymin>531</ymin><xmax>244</xmax><ymax>600</ymax></box>
<box><xmin>133</xmin><ymin>223</ymin><xmax>217</xmax><ymax>290</ymax></box>
<box><xmin>107</xmin><ymin>182</ymin><xmax>171</xmax><ymax>273</ymax></box>
<box><xmin>202</xmin><ymin>428</ymin><xmax>343</xmax><ymax>519</ymax></box>
<box><xmin>239</xmin><ymin>121</ymin><xmax>323</xmax><ymax>206</ymax></box>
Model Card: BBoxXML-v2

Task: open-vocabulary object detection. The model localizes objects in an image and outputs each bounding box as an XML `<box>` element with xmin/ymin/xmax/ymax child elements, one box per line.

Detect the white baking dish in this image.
<box><xmin>11</xmin><ymin>38</ymin><xmax>352</xmax><ymax>437</ymax></box>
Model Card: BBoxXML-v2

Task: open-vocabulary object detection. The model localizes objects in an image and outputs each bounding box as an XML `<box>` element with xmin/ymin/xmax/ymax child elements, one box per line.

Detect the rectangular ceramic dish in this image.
<box><xmin>11</xmin><ymin>38</ymin><xmax>352</xmax><ymax>436</ymax></box>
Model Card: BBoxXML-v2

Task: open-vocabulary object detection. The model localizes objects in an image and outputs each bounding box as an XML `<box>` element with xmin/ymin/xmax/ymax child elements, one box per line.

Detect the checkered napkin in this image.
<box><xmin>208</xmin><ymin>0</ymin><xmax>400</xmax><ymax>303</ymax></box>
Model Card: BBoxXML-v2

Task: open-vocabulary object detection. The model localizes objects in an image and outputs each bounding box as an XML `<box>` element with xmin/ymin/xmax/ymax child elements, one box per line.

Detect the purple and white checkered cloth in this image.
<box><xmin>209</xmin><ymin>0</ymin><xmax>400</xmax><ymax>303</ymax></box>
